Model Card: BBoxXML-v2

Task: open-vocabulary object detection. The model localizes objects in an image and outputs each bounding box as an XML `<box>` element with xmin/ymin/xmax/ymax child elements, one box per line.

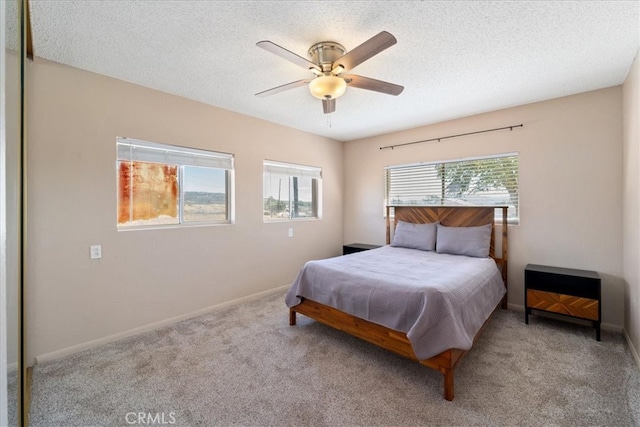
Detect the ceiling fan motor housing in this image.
<box><xmin>308</xmin><ymin>42</ymin><xmax>346</xmax><ymax>72</ymax></box>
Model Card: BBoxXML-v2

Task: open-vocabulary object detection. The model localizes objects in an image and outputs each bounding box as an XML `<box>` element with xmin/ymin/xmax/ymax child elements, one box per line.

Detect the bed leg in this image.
<box><xmin>442</xmin><ymin>368</ymin><xmax>454</xmax><ymax>401</ymax></box>
<box><xmin>289</xmin><ymin>308</ymin><xmax>297</xmax><ymax>326</ymax></box>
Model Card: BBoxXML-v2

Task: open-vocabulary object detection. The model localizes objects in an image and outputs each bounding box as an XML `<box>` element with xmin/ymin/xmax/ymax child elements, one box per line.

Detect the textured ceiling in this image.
<box><xmin>29</xmin><ymin>1</ymin><xmax>639</xmax><ymax>142</ymax></box>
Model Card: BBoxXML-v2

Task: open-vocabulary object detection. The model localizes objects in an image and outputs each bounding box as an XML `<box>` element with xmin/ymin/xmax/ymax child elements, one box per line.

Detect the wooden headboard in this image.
<box><xmin>385</xmin><ymin>206</ymin><xmax>508</xmax><ymax>292</ymax></box>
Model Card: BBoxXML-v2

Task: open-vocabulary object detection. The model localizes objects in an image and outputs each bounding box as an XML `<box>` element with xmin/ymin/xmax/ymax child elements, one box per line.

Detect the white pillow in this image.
<box><xmin>436</xmin><ymin>223</ymin><xmax>492</xmax><ymax>258</ymax></box>
<box><xmin>391</xmin><ymin>221</ymin><xmax>437</xmax><ymax>251</ymax></box>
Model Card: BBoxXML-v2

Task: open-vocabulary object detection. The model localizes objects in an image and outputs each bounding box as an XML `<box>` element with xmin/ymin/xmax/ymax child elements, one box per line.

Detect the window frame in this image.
<box><xmin>116</xmin><ymin>137</ymin><xmax>234</xmax><ymax>230</ymax></box>
<box><xmin>263</xmin><ymin>160</ymin><xmax>322</xmax><ymax>222</ymax></box>
<box><xmin>384</xmin><ymin>152</ymin><xmax>519</xmax><ymax>224</ymax></box>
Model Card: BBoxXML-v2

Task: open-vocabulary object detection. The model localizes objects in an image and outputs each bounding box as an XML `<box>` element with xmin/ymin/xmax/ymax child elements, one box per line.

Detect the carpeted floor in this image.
<box><xmin>29</xmin><ymin>290</ymin><xmax>640</xmax><ymax>426</ymax></box>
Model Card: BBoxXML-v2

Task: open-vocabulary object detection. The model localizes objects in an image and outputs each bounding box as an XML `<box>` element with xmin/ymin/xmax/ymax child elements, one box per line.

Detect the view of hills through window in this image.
<box><xmin>116</xmin><ymin>136</ymin><xmax>233</xmax><ymax>227</ymax></box>
<box><xmin>118</xmin><ymin>162</ymin><xmax>228</xmax><ymax>226</ymax></box>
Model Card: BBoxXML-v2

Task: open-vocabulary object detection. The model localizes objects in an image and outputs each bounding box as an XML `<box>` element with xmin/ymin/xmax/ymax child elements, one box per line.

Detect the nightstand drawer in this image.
<box><xmin>526</xmin><ymin>289</ymin><xmax>599</xmax><ymax>321</ymax></box>
<box><xmin>524</xmin><ymin>270</ymin><xmax>600</xmax><ymax>299</ymax></box>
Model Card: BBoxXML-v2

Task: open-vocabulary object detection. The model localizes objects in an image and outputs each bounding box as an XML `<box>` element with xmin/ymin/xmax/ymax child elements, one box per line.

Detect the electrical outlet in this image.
<box><xmin>288</xmin><ymin>228</ymin><xmax>294</xmax><ymax>238</ymax></box>
<box><xmin>90</xmin><ymin>245</ymin><xmax>102</xmax><ymax>259</ymax></box>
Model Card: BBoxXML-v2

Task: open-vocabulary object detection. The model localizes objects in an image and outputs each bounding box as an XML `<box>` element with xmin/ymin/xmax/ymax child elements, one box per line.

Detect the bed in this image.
<box><xmin>286</xmin><ymin>206</ymin><xmax>508</xmax><ymax>401</ymax></box>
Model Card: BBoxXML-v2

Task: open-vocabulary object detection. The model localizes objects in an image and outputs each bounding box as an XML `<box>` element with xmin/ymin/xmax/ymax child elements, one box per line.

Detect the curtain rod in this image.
<box><xmin>379</xmin><ymin>124</ymin><xmax>524</xmax><ymax>150</ymax></box>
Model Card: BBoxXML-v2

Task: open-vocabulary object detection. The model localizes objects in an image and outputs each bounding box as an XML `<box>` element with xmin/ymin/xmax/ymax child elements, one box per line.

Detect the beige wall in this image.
<box><xmin>25</xmin><ymin>54</ymin><xmax>635</xmax><ymax>362</ymax></box>
<box><xmin>344</xmin><ymin>87</ymin><xmax>624</xmax><ymax>328</ymax></box>
<box><xmin>26</xmin><ymin>59</ymin><xmax>343</xmax><ymax>361</ymax></box>
<box><xmin>623</xmin><ymin>49</ymin><xmax>640</xmax><ymax>365</ymax></box>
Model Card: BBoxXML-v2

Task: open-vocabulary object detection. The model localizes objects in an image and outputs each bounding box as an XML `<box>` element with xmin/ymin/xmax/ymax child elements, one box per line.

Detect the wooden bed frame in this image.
<box><xmin>289</xmin><ymin>206</ymin><xmax>508</xmax><ymax>401</ymax></box>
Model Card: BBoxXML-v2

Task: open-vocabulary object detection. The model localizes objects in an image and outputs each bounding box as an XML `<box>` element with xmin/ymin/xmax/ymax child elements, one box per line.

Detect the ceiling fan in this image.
<box><xmin>255</xmin><ymin>31</ymin><xmax>404</xmax><ymax>114</ymax></box>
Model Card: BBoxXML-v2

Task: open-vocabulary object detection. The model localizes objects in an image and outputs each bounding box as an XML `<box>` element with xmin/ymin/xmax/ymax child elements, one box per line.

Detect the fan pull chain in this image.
<box><xmin>326</xmin><ymin>113</ymin><xmax>332</xmax><ymax>128</ymax></box>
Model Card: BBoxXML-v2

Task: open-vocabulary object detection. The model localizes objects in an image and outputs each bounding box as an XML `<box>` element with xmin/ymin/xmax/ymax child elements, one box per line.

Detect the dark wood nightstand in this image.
<box><xmin>524</xmin><ymin>264</ymin><xmax>601</xmax><ymax>340</ymax></box>
<box><xmin>343</xmin><ymin>243</ymin><xmax>381</xmax><ymax>255</ymax></box>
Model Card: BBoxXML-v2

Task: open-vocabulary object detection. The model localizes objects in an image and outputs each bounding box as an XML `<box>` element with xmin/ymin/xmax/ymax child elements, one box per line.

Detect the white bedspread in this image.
<box><xmin>285</xmin><ymin>245</ymin><xmax>506</xmax><ymax>360</ymax></box>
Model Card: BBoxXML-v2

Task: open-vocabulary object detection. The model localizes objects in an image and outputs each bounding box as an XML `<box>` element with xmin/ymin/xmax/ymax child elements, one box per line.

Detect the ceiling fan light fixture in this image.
<box><xmin>309</xmin><ymin>75</ymin><xmax>347</xmax><ymax>100</ymax></box>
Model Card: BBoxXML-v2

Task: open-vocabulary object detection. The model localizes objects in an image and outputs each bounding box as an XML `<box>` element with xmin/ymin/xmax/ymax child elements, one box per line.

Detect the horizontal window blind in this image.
<box><xmin>263</xmin><ymin>160</ymin><xmax>322</xmax><ymax>179</ymax></box>
<box><xmin>117</xmin><ymin>137</ymin><xmax>233</xmax><ymax>170</ymax></box>
<box><xmin>385</xmin><ymin>153</ymin><xmax>519</xmax><ymax>221</ymax></box>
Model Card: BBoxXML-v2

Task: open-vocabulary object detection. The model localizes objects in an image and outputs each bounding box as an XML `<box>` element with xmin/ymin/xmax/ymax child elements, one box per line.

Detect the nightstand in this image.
<box><xmin>524</xmin><ymin>264</ymin><xmax>601</xmax><ymax>340</ymax></box>
<box><xmin>343</xmin><ymin>243</ymin><xmax>381</xmax><ymax>255</ymax></box>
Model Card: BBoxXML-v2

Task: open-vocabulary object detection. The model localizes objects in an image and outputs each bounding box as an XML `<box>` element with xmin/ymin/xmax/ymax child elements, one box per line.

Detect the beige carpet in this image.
<box><xmin>29</xmin><ymin>290</ymin><xmax>640</xmax><ymax>426</ymax></box>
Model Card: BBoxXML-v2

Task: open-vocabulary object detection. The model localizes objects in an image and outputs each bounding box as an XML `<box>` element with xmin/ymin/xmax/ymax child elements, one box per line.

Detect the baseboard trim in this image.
<box><xmin>506</xmin><ymin>303</ymin><xmax>623</xmax><ymax>332</ymax></box>
<box><xmin>35</xmin><ymin>285</ymin><xmax>290</xmax><ymax>365</ymax></box>
<box><xmin>624</xmin><ymin>329</ymin><xmax>640</xmax><ymax>371</ymax></box>
<box><xmin>507</xmin><ymin>303</ymin><xmax>524</xmax><ymax>313</ymax></box>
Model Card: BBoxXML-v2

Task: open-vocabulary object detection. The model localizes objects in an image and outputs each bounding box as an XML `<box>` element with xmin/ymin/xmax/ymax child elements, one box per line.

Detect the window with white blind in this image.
<box><xmin>385</xmin><ymin>153</ymin><xmax>519</xmax><ymax>223</ymax></box>
<box><xmin>117</xmin><ymin>137</ymin><xmax>234</xmax><ymax>228</ymax></box>
<box><xmin>263</xmin><ymin>160</ymin><xmax>321</xmax><ymax>220</ymax></box>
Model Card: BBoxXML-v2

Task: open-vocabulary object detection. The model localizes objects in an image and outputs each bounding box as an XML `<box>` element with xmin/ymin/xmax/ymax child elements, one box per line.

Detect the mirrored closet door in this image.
<box><xmin>2</xmin><ymin>0</ymin><xmax>25</xmax><ymax>425</ymax></box>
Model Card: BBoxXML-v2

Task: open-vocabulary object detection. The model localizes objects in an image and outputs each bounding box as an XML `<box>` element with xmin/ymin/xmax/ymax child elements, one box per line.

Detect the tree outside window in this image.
<box><xmin>385</xmin><ymin>154</ymin><xmax>519</xmax><ymax>223</ymax></box>
<box><xmin>263</xmin><ymin>161</ymin><xmax>321</xmax><ymax>220</ymax></box>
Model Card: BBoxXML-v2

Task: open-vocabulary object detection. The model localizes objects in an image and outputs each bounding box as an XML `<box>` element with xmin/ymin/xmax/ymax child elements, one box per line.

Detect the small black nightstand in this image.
<box><xmin>524</xmin><ymin>264</ymin><xmax>601</xmax><ymax>340</ymax></box>
<box><xmin>343</xmin><ymin>243</ymin><xmax>381</xmax><ymax>255</ymax></box>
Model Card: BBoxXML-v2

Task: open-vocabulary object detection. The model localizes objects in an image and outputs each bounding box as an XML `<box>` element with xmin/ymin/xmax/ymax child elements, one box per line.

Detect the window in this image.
<box><xmin>263</xmin><ymin>161</ymin><xmax>321</xmax><ymax>220</ymax></box>
<box><xmin>117</xmin><ymin>137</ymin><xmax>233</xmax><ymax>228</ymax></box>
<box><xmin>384</xmin><ymin>153</ymin><xmax>519</xmax><ymax>223</ymax></box>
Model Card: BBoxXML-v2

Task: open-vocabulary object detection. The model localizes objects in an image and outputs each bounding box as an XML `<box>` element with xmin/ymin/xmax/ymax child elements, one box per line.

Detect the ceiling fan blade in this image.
<box><xmin>322</xmin><ymin>98</ymin><xmax>336</xmax><ymax>114</ymax></box>
<box><xmin>332</xmin><ymin>31</ymin><xmax>397</xmax><ymax>73</ymax></box>
<box><xmin>343</xmin><ymin>74</ymin><xmax>404</xmax><ymax>96</ymax></box>
<box><xmin>255</xmin><ymin>79</ymin><xmax>311</xmax><ymax>97</ymax></box>
<box><xmin>257</xmin><ymin>40</ymin><xmax>321</xmax><ymax>72</ymax></box>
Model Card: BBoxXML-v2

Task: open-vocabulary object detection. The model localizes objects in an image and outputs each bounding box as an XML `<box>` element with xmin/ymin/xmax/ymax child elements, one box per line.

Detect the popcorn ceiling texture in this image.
<box><xmin>28</xmin><ymin>1</ymin><xmax>639</xmax><ymax>141</ymax></box>
<box><xmin>28</xmin><ymin>290</ymin><xmax>640</xmax><ymax>426</ymax></box>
